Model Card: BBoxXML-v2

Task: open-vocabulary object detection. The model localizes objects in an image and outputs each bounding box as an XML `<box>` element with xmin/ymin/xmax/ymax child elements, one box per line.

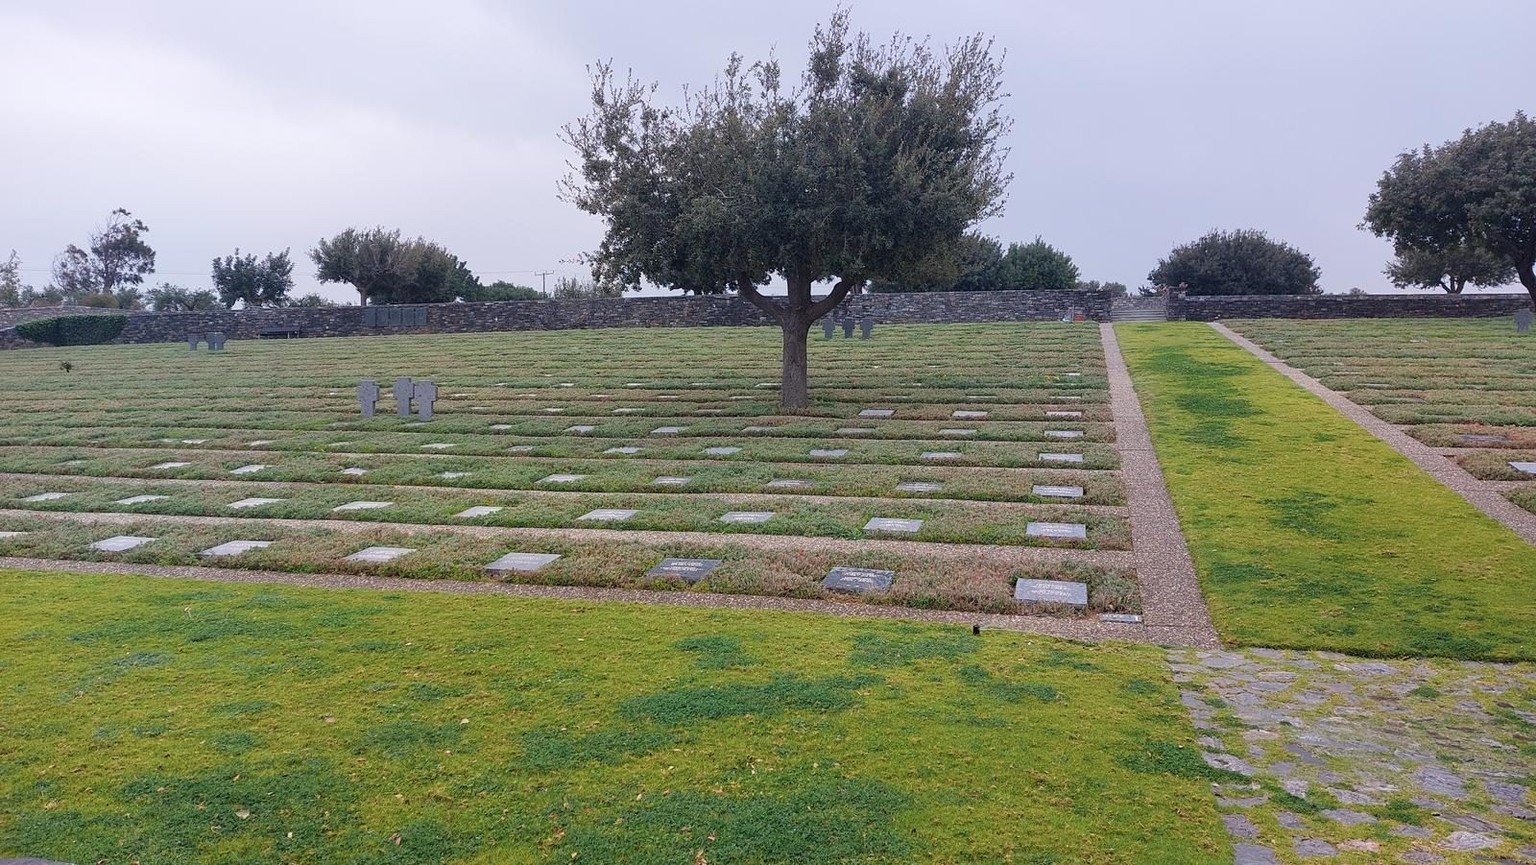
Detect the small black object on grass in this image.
<box><xmin>972</xmin><ymin>624</ymin><xmax>981</xmax><ymax>636</ymax></box>
<box><xmin>60</xmin><ymin>361</ymin><xmax>73</xmax><ymax>373</ymax></box>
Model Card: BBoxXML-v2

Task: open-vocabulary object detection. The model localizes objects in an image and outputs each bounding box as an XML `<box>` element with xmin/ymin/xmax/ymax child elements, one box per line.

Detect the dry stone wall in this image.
<box><xmin>1168</xmin><ymin>292</ymin><xmax>1534</xmax><ymax>321</ymax></box>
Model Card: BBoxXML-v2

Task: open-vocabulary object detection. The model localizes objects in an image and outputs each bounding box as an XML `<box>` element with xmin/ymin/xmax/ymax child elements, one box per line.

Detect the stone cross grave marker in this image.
<box><xmin>1517</xmin><ymin>307</ymin><xmax>1533</xmax><ymax>334</ymax></box>
<box><xmin>860</xmin><ymin>317</ymin><xmax>873</xmax><ymax>339</ymax></box>
<box><xmin>645</xmin><ymin>558</ymin><xmax>722</xmax><ymax>584</ymax></box>
<box><xmin>187</xmin><ymin>333</ymin><xmax>201</xmax><ymax>350</ymax></box>
<box><xmin>357</xmin><ymin>379</ymin><xmax>380</xmax><ymax>417</ymax></box>
<box><xmin>822</xmin><ymin>566</ymin><xmax>894</xmax><ymax>594</ymax></box>
<box><xmin>842</xmin><ymin>319</ymin><xmax>855</xmax><ymax>337</ymax></box>
<box><xmin>823</xmin><ymin>319</ymin><xmax>836</xmax><ymax>339</ymax></box>
<box><xmin>392</xmin><ymin>377</ymin><xmax>414</xmax><ymax>417</ymax></box>
<box><xmin>1013</xmin><ymin>578</ymin><xmax>1088</xmax><ymax>609</ymax></box>
<box><xmin>207</xmin><ymin>332</ymin><xmax>227</xmax><ymax>350</ymax></box>
<box><xmin>413</xmin><ymin>379</ymin><xmax>438</xmax><ymax>420</ymax></box>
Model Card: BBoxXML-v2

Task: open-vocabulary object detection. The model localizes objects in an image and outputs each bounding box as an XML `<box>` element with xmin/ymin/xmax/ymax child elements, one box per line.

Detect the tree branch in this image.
<box><xmin>807</xmin><ymin>277</ymin><xmax>861</xmax><ymax>321</ymax></box>
<box><xmin>737</xmin><ymin>278</ymin><xmax>788</xmax><ymax>326</ymax></box>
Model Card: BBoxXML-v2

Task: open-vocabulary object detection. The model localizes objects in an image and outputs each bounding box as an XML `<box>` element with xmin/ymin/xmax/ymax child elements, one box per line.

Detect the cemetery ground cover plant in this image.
<box><xmin>0</xmin><ymin>568</ymin><xmax>1228</xmax><ymax>863</ymax></box>
<box><xmin>1116</xmin><ymin>323</ymin><xmax>1536</xmax><ymax>661</ymax></box>
<box><xmin>0</xmin><ymin>322</ymin><xmax>1134</xmax><ymax>615</ymax></box>
<box><xmin>1224</xmin><ymin>318</ymin><xmax>1536</xmax><ymax>509</ymax></box>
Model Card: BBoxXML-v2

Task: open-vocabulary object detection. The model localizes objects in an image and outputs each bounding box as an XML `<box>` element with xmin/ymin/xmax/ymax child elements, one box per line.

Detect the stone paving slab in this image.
<box><xmin>1211</xmin><ymin>322</ymin><xmax>1536</xmax><ymax>545</ymax></box>
<box><xmin>1171</xmin><ymin>647</ymin><xmax>1536</xmax><ymax>864</ymax></box>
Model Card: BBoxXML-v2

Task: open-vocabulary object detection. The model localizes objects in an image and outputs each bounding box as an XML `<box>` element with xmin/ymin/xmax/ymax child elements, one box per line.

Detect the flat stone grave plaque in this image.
<box><xmin>1458</xmin><ymin>434</ymin><xmax>1507</xmax><ymax>445</ymax></box>
<box><xmin>1055</xmin><ymin>395</ymin><xmax>1083</xmax><ymax>401</ymax></box>
<box><xmin>755</xmin><ymin>382</ymin><xmax>779</xmax><ymax>389</ymax></box>
<box><xmin>1014</xmin><ymin>578</ymin><xmax>1088</xmax><ymax>608</ymax></box>
<box><xmin>657</xmin><ymin>394</ymin><xmax>679</xmax><ymax>400</ymax></box>
<box><xmin>704</xmin><ymin>446</ymin><xmax>741</xmax><ymax>455</ymax></box>
<box><xmin>730</xmin><ymin>395</ymin><xmax>754</xmax><ymax>401</ymax></box>
<box><xmin>652</xmin><ymin>476</ymin><xmax>691</xmax><ymax>486</ymax></box>
<box><xmin>558</xmin><ymin>382</ymin><xmax>574</xmax><ymax>388</ymax></box>
<box><xmin>228</xmin><ymin>497</ymin><xmax>283</xmax><ymax>509</ymax></box>
<box><xmin>539</xmin><ymin>473</ymin><xmax>585</xmax><ymax>483</ymax></box>
<box><xmin>1046</xmin><ymin>411</ymin><xmax>1083</xmax><ymax>419</ymax></box>
<box><xmin>181</xmin><ymin>438</ymin><xmax>208</xmax><ymax>444</ymax></box>
<box><xmin>695</xmin><ymin>409</ymin><xmax>723</xmax><ymax>415</ymax></box>
<box><xmin>896</xmin><ymin>481</ymin><xmax>943</xmax><ymax>493</ymax></box>
<box><xmin>508</xmin><ymin>445</ymin><xmax>536</xmax><ymax>453</ymax></box>
<box><xmin>939</xmin><ymin>429</ymin><xmax>976</xmax><ymax>436</ymax></box>
<box><xmin>439</xmin><ymin>471</ymin><xmax>471</xmax><ymax>479</ymax></box>
<box><xmin>605</xmin><ymin>446</ymin><xmax>642</xmax><ymax>454</ymax></box>
<box><xmin>91</xmin><ymin>535</ymin><xmax>156</xmax><ymax>552</ymax></box>
<box><xmin>150</xmin><ymin>461</ymin><xmax>192</xmax><ymax>469</ymax></box>
<box><xmin>1039</xmin><ymin>452</ymin><xmax>1084</xmax><ymax>463</ymax></box>
<box><xmin>1032</xmin><ymin>485</ymin><xmax>1085</xmax><ymax>499</ymax></box>
<box><xmin>1061</xmin><ymin>372</ymin><xmax>1083</xmax><ymax>377</ymax></box>
<box><xmin>542</xmin><ymin>407</ymin><xmax>565</xmax><ymax>413</ymax></box>
<box><xmin>821</xmin><ymin>566</ymin><xmax>895</xmax><ymax>595</ymax></box>
<box><xmin>328</xmin><ymin>441</ymin><xmax>355</xmax><ymax>448</ymax></box>
<box><xmin>614</xmin><ymin>407</ymin><xmax>643</xmax><ymax>414</ymax></box>
<box><xmin>114</xmin><ymin>495</ymin><xmax>168</xmax><ymax>505</ymax></box>
<box><xmin>578</xmin><ymin>508</ymin><xmax>636</xmax><ymax>522</ymax></box>
<box><xmin>454</xmin><ymin>505</ymin><xmax>502</xmax><ymax>518</ymax></box>
<box><xmin>23</xmin><ymin>492</ymin><xmax>70</xmax><ymax>502</ymax></box>
<box><xmin>741</xmin><ymin>425</ymin><xmax>776</xmax><ymax>433</ymax></box>
<box><xmin>859</xmin><ymin>409</ymin><xmax>894</xmax><ymax>418</ymax></box>
<box><xmin>346</xmin><ymin>546</ymin><xmax>414</xmax><ymax>563</ymax></box>
<box><xmin>809</xmin><ymin>448</ymin><xmax>847</xmax><ymax>458</ymax></box>
<box><xmin>864</xmin><ymin>517</ymin><xmax>923</xmax><ymax>533</ymax></box>
<box><xmin>1044</xmin><ymin>430</ymin><xmax>1083</xmax><ymax>439</ymax></box>
<box><xmin>646</xmin><ymin>557</ymin><xmax>722</xmax><ymax>584</ymax></box>
<box><xmin>719</xmin><ymin>511</ymin><xmax>774</xmax><ymax>524</ymax></box>
<box><xmin>201</xmin><ymin>540</ymin><xmax>272</xmax><ymax>557</ymax></box>
<box><xmin>486</xmin><ymin>552</ymin><xmax>562</xmax><ymax>575</ymax></box>
<box><xmin>229</xmin><ymin>464</ymin><xmax>267</xmax><ymax>474</ymax></box>
<box><xmin>964</xmin><ymin>394</ymin><xmax>995</xmax><ymax>401</ymax></box>
<box><xmin>565</xmin><ymin>425</ymin><xmax>596</xmax><ymax>434</ymax></box>
<box><xmin>592</xmin><ymin>394</ymin><xmax>611</xmax><ymax>399</ymax></box>
<box><xmin>1511</xmin><ymin>461</ymin><xmax>1536</xmax><ymax>475</ymax></box>
<box><xmin>765</xmin><ymin>479</ymin><xmax>810</xmax><ymax>489</ymax></box>
<box><xmin>247</xmin><ymin>440</ymin><xmax>275</xmax><ymax>447</ymax></box>
<box><xmin>952</xmin><ymin>410</ymin><xmax>989</xmax><ymax>419</ymax></box>
<box><xmin>0</xmin><ymin>530</ymin><xmax>28</xmax><ymax>539</ymax></box>
<box><xmin>420</xmin><ymin>442</ymin><xmax>456</xmax><ymax>449</ymax></box>
<box><xmin>652</xmin><ymin>426</ymin><xmax>685</xmax><ymax>435</ymax></box>
<box><xmin>340</xmin><ymin>467</ymin><xmax>369</xmax><ymax>475</ymax></box>
<box><xmin>1026</xmin><ymin>521</ymin><xmax>1088</xmax><ymax>540</ymax></box>
<box><xmin>921</xmin><ymin>451</ymin><xmax>962</xmax><ymax>460</ymax></box>
<box><xmin>490</xmin><ymin>423</ymin><xmax>513</xmax><ymax>430</ymax></box>
<box><xmin>333</xmin><ymin>500</ymin><xmax>392</xmax><ymax>512</ymax></box>
<box><xmin>836</xmin><ymin>427</ymin><xmax>875</xmax><ymax>435</ymax></box>
<box><xmin>625</xmin><ymin>382</ymin><xmax>644</xmax><ymax>387</ymax></box>
<box><xmin>1099</xmin><ymin>612</ymin><xmax>1143</xmax><ymax>624</ymax></box>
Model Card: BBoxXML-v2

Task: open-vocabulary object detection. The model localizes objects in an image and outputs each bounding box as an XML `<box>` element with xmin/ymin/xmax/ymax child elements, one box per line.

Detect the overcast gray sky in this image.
<box><xmin>1</xmin><ymin>0</ymin><xmax>1530</xmax><ymax>302</ymax></box>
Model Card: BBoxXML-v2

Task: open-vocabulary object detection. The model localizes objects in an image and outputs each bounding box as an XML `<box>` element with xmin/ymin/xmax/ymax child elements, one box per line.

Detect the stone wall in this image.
<box><xmin>0</xmin><ymin>305</ymin><xmax>125</xmax><ymax>330</ymax></box>
<box><xmin>1168</xmin><ymin>292</ymin><xmax>1534</xmax><ymax>321</ymax></box>
<box><xmin>57</xmin><ymin>289</ymin><xmax>1113</xmax><ymax>346</ymax></box>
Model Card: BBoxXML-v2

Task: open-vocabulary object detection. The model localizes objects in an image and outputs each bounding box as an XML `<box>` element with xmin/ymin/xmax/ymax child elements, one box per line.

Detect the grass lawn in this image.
<box><xmin>0</xmin><ymin>569</ymin><xmax>1227</xmax><ymax>864</ymax></box>
<box><xmin>1117</xmin><ymin>323</ymin><xmax>1536</xmax><ymax>660</ymax></box>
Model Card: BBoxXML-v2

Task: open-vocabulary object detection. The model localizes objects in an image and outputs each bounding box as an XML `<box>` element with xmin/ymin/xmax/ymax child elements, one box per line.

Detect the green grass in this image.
<box><xmin>1117</xmin><ymin>323</ymin><xmax>1536</xmax><ymax>660</ymax></box>
<box><xmin>0</xmin><ymin>568</ymin><xmax>1226</xmax><ymax>863</ymax></box>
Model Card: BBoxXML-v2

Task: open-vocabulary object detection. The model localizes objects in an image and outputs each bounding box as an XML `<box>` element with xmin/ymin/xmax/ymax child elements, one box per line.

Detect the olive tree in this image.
<box><xmin>1364</xmin><ymin>111</ymin><xmax>1536</xmax><ymax>305</ymax></box>
<box><xmin>1148</xmin><ymin>229</ymin><xmax>1321</xmax><ymax>295</ymax></box>
<box><xmin>51</xmin><ymin>208</ymin><xmax>156</xmax><ymax>299</ymax></box>
<box><xmin>561</xmin><ymin>12</ymin><xmax>1011</xmax><ymax>408</ymax></box>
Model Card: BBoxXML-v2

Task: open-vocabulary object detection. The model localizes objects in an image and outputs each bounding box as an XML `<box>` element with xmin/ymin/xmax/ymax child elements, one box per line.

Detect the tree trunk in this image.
<box><xmin>1518</xmin><ymin>260</ymin><xmax>1536</xmax><ymax>307</ymax></box>
<box><xmin>779</xmin><ymin>312</ymin><xmax>812</xmax><ymax>409</ymax></box>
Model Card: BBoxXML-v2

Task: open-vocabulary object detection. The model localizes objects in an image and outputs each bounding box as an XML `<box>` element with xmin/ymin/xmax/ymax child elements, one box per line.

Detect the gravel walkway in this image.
<box><xmin>1211</xmin><ymin>322</ymin><xmax>1536</xmax><ymax>545</ymax></box>
<box><xmin>1100</xmin><ymin>324</ymin><xmax>1220</xmax><ymax>647</ymax></box>
<box><xmin>1171</xmin><ymin>647</ymin><xmax>1536</xmax><ymax>865</ymax></box>
<box><xmin>0</xmin><ymin>555</ymin><xmax>1164</xmax><ymax>644</ymax></box>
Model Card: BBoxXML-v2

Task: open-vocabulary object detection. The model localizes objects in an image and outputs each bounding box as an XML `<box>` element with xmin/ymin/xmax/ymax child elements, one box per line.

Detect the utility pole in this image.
<box><xmin>535</xmin><ymin>271</ymin><xmax>554</xmax><ymax>296</ymax></box>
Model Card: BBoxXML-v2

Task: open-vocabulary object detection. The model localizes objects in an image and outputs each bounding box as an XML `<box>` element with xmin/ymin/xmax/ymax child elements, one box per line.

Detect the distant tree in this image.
<box><xmin>1076</xmin><ymin>279</ymin><xmax>1129</xmax><ymax>298</ymax></box>
<box><xmin>447</xmin><ymin>258</ymin><xmax>482</xmax><ymax>301</ymax></box>
<box><xmin>51</xmin><ymin>209</ymin><xmax>156</xmax><ymax>300</ymax></box>
<box><xmin>991</xmin><ymin>237</ymin><xmax>1079</xmax><ymax>290</ymax></box>
<box><xmin>310</xmin><ymin>227</ymin><xmax>416</xmax><ymax>305</ymax></box>
<box><xmin>111</xmin><ymin>286</ymin><xmax>145</xmax><ymax>309</ymax></box>
<box><xmin>550</xmin><ymin>274</ymin><xmax>624</xmax><ymax>299</ymax></box>
<box><xmin>211</xmin><ymin>248</ymin><xmax>294</xmax><ymax>308</ymax></box>
<box><xmin>286</xmin><ymin>292</ymin><xmax>338</xmax><ymax>308</ymax></box>
<box><xmin>561</xmin><ymin>11</ymin><xmax>1011</xmax><ymax>408</ymax></box>
<box><xmin>371</xmin><ymin>241</ymin><xmax>458</xmax><ymax>305</ymax></box>
<box><xmin>868</xmin><ymin>233</ymin><xmax>1003</xmax><ymax>293</ymax></box>
<box><xmin>1384</xmin><ymin>243</ymin><xmax>1515</xmax><ymax>294</ymax></box>
<box><xmin>462</xmin><ymin>280</ymin><xmax>543</xmax><ymax>302</ymax></box>
<box><xmin>147</xmin><ymin>283</ymin><xmax>220</xmax><ymax>311</ymax></box>
<box><xmin>1364</xmin><ymin>112</ymin><xmax>1536</xmax><ymax>305</ymax></box>
<box><xmin>1149</xmin><ymin>229</ymin><xmax>1321</xmax><ymax>295</ymax></box>
<box><xmin>20</xmin><ymin>285</ymin><xmax>64</xmax><ymax>306</ymax></box>
<box><xmin>0</xmin><ymin>251</ymin><xmax>23</xmax><ymax>307</ymax></box>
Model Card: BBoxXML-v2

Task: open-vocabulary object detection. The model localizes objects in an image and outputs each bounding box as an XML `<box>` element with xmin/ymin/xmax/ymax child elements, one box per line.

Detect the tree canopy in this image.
<box><xmin>310</xmin><ymin>228</ymin><xmax>477</xmax><ymax>305</ymax></box>
<box><xmin>1149</xmin><ymin>229</ymin><xmax>1321</xmax><ymax>296</ymax></box>
<box><xmin>1364</xmin><ymin>111</ymin><xmax>1536</xmax><ymax>304</ymax></box>
<box><xmin>992</xmin><ymin>238</ymin><xmax>1079</xmax><ymax>290</ymax></box>
<box><xmin>211</xmin><ymin>249</ymin><xmax>294</xmax><ymax>309</ymax></box>
<box><xmin>1384</xmin><ymin>243</ymin><xmax>1515</xmax><ymax>294</ymax></box>
<box><xmin>51</xmin><ymin>208</ymin><xmax>156</xmax><ymax>299</ymax></box>
<box><xmin>147</xmin><ymin>283</ymin><xmax>221</xmax><ymax>311</ymax></box>
<box><xmin>561</xmin><ymin>11</ymin><xmax>1011</xmax><ymax>407</ymax></box>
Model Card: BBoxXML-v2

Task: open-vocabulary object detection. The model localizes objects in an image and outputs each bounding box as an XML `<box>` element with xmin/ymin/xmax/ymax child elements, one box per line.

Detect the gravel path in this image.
<box><xmin>1101</xmin><ymin>324</ymin><xmax>1220</xmax><ymax>646</ymax></box>
<box><xmin>0</xmin><ymin>555</ymin><xmax>1165</xmax><ymax>644</ymax></box>
<box><xmin>1211</xmin><ymin>322</ymin><xmax>1536</xmax><ymax>544</ymax></box>
<box><xmin>1171</xmin><ymin>647</ymin><xmax>1536</xmax><ymax>865</ymax></box>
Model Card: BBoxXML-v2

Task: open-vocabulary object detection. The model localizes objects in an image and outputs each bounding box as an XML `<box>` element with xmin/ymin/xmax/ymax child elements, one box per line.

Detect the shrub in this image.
<box><xmin>15</xmin><ymin>314</ymin><xmax>128</xmax><ymax>346</ymax></box>
<box><xmin>1149</xmin><ymin>229</ymin><xmax>1321</xmax><ymax>295</ymax></box>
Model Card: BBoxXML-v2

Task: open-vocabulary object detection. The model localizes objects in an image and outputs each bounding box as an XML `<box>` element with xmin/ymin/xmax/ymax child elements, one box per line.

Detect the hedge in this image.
<box><xmin>14</xmin><ymin>314</ymin><xmax>128</xmax><ymax>346</ymax></box>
